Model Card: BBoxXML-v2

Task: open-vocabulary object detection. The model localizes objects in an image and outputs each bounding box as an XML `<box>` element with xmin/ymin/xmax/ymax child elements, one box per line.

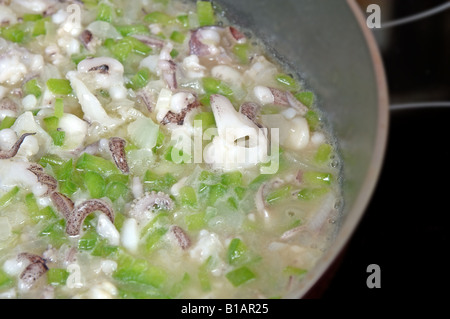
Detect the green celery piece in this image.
<box><xmin>202</xmin><ymin>77</ymin><xmax>233</xmax><ymax>97</ymax></box>
<box><xmin>39</xmin><ymin>154</ymin><xmax>65</xmax><ymax>167</ymax></box>
<box><xmin>170</xmin><ymin>272</ymin><xmax>190</xmax><ymax>298</ymax></box>
<box><xmin>176</xmin><ymin>15</ymin><xmax>189</xmax><ymax>28</ymax></box>
<box><xmin>126</xmin><ymin>68</ymin><xmax>151</xmax><ymax>90</ymax></box>
<box><xmin>49</xmin><ymin>130</ymin><xmax>65</xmax><ymax>146</ymax></box>
<box><xmin>226</xmin><ymin>266</ymin><xmax>256</xmax><ymax>287</ymax></box>
<box><xmin>76</xmin><ymin>153</ymin><xmax>120</xmax><ymax>177</ymax></box>
<box><xmin>295</xmin><ymin>91</ymin><xmax>314</xmax><ymax>107</ymax></box>
<box><xmin>193</xmin><ymin>112</ymin><xmax>216</xmax><ymax>132</ymax></box>
<box><xmin>109</xmin><ymin>38</ymin><xmax>133</xmax><ymax>62</ymax></box>
<box><xmin>23</xmin><ymin>14</ymin><xmax>43</xmax><ymax>22</ymax></box>
<box><xmin>144</xmin><ymin>227</ymin><xmax>168</xmax><ymax>252</ymax></box>
<box><xmin>54</xmin><ymin>98</ymin><xmax>64</xmax><ymax>118</ymax></box>
<box><xmin>47</xmin><ymin>268</ymin><xmax>69</xmax><ymax>286</ymax></box>
<box><xmin>140</xmin><ymin>212</ymin><xmax>169</xmax><ymax>238</ymax></box>
<box><xmin>113</xmin><ymin>253</ymin><xmax>167</xmax><ymax>288</ymax></box>
<box><xmin>78</xmin><ymin>229</ymin><xmax>98</xmax><ymax>251</ymax></box>
<box><xmin>118</xmin><ymin>283</ymin><xmax>170</xmax><ymax>299</ymax></box>
<box><xmin>0</xmin><ymin>186</ymin><xmax>19</xmax><ymax>209</ymax></box>
<box><xmin>32</xmin><ymin>18</ymin><xmax>49</xmax><ymax>36</ymax></box>
<box><xmin>234</xmin><ymin>186</ymin><xmax>246</xmax><ymax>200</ymax></box>
<box><xmin>283</xmin><ymin>266</ymin><xmax>307</xmax><ymax>278</ymax></box>
<box><xmin>198</xmin><ymin>256</ymin><xmax>213</xmax><ymax>292</ymax></box>
<box><xmin>314</xmin><ymin>143</ymin><xmax>333</xmax><ymax>164</ymax></box>
<box><xmin>297</xmin><ymin>187</ymin><xmax>329</xmax><ymax>201</ymax></box>
<box><xmin>164</xmin><ymin>146</ymin><xmax>191</xmax><ymax>164</ymax></box>
<box><xmin>207</xmin><ymin>183</ymin><xmax>227</xmax><ymax>206</ymax></box>
<box><xmin>144</xmin><ymin>11</ymin><xmax>175</xmax><ymax>25</ymax></box>
<box><xmin>24</xmin><ymin>78</ymin><xmax>42</xmax><ymax>98</ymax></box>
<box><xmin>124</xmin><ymin>36</ymin><xmax>153</xmax><ymax>55</ymax></box>
<box><xmin>53</xmin><ymin>159</ymin><xmax>74</xmax><ymax>181</ymax></box>
<box><xmin>0</xmin><ymin>116</ymin><xmax>16</xmax><ymax>130</ymax></box>
<box><xmin>39</xmin><ymin>219</ymin><xmax>67</xmax><ymax>247</ymax></box>
<box><xmin>43</xmin><ymin>116</ymin><xmax>59</xmax><ymax>132</ymax></box>
<box><xmin>221</xmin><ymin>171</ymin><xmax>242</xmax><ymax>187</ymax></box>
<box><xmin>305</xmin><ymin>110</ymin><xmax>320</xmax><ymax>131</ymax></box>
<box><xmin>197</xmin><ymin>1</ymin><xmax>216</xmax><ymax>26</ymax></box>
<box><xmin>47</xmin><ymin>79</ymin><xmax>72</xmax><ymax>95</ymax></box>
<box><xmin>106</xmin><ymin>173</ymin><xmax>129</xmax><ymax>185</ymax></box>
<box><xmin>105</xmin><ymin>181</ymin><xmax>129</xmax><ymax>202</ymax></box>
<box><xmin>275</xmin><ymin>73</ymin><xmax>300</xmax><ymax>91</ymax></box>
<box><xmin>25</xmin><ymin>193</ymin><xmax>40</xmax><ymax>219</ymax></box>
<box><xmin>303</xmin><ymin>171</ymin><xmax>333</xmax><ymax>186</ymax></box>
<box><xmin>233</xmin><ymin>43</ymin><xmax>249</xmax><ymax>64</ymax></box>
<box><xmin>84</xmin><ymin>170</ymin><xmax>106</xmax><ymax>198</ymax></box>
<box><xmin>91</xmin><ymin>239</ymin><xmax>118</xmax><ymax>257</ymax></box>
<box><xmin>143</xmin><ymin>170</ymin><xmax>176</xmax><ymax>193</ymax></box>
<box><xmin>227</xmin><ymin>196</ymin><xmax>238</xmax><ymax>210</ymax></box>
<box><xmin>170</xmin><ymin>30</ymin><xmax>185</xmax><ymax>43</ymax></box>
<box><xmin>1</xmin><ymin>25</ymin><xmax>25</xmax><ymax>43</ymax></box>
<box><xmin>116</xmin><ymin>24</ymin><xmax>150</xmax><ymax>36</ymax></box>
<box><xmin>96</xmin><ymin>3</ymin><xmax>114</xmax><ymax>22</ymax></box>
<box><xmin>227</xmin><ymin>238</ymin><xmax>247</xmax><ymax>265</ymax></box>
<box><xmin>179</xmin><ymin>186</ymin><xmax>197</xmax><ymax>208</ymax></box>
<box><xmin>266</xmin><ymin>185</ymin><xmax>292</xmax><ymax>205</ymax></box>
<box><xmin>0</xmin><ymin>269</ymin><xmax>13</xmax><ymax>289</ymax></box>
<box><xmin>185</xmin><ymin>211</ymin><xmax>206</xmax><ymax>231</ymax></box>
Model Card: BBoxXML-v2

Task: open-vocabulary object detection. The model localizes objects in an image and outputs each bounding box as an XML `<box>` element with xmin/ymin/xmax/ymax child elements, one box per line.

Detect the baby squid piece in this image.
<box><xmin>170</xmin><ymin>225</ymin><xmax>191</xmax><ymax>250</ymax></box>
<box><xmin>108</xmin><ymin>137</ymin><xmax>129</xmax><ymax>174</ymax></box>
<box><xmin>27</xmin><ymin>162</ymin><xmax>58</xmax><ymax>196</ymax></box>
<box><xmin>50</xmin><ymin>191</ymin><xmax>75</xmax><ymax>219</ymax></box>
<box><xmin>66</xmin><ymin>199</ymin><xmax>114</xmax><ymax>236</ymax></box>
<box><xmin>17</xmin><ymin>253</ymin><xmax>48</xmax><ymax>291</ymax></box>
<box><xmin>0</xmin><ymin>132</ymin><xmax>36</xmax><ymax>159</ymax></box>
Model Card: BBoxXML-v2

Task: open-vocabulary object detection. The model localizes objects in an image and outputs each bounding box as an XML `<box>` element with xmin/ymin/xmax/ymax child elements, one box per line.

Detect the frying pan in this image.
<box><xmin>211</xmin><ymin>0</ymin><xmax>389</xmax><ymax>297</ymax></box>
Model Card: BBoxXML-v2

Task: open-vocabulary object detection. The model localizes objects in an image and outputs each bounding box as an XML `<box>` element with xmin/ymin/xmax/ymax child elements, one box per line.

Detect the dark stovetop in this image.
<box><xmin>318</xmin><ymin>0</ymin><xmax>450</xmax><ymax>299</ymax></box>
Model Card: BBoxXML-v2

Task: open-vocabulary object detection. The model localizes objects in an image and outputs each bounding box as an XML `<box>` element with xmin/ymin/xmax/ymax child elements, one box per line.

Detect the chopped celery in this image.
<box><xmin>47</xmin><ymin>268</ymin><xmax>69</xmax><ymax>286</ymax></box>
<box><xmin>54</xmin><ymin>98</ymin><xmax>64</xmax><ymax>118</ymax></box>
<box><xmin>194</xmin><ymin>112</ymin><xmax>216</xmax><ymax>131</ymax></box>
<box><xmin>117</xmin><ymin>283</ymin><xmax>170</xmax><ymax>299</ymax></box>
<box><xmin>221</xmin><ymin>171</ymin><xmax>242</xmax><ymax>187</ymax></box>
<box><xmin>144</xmin><ymin>11</ymin><xmax>175</xmax><ymax>25</ymax></box>
<box><xmin>202</xmin><ymin>77</ymin><xmax>233</xmax><ymax>98</ymax></box>
<box><xmin>227</xmin><ymin>238</ymin><xmax>247</xmax><ymax>265</ymax></box>
<box><xmin>233</xmin><ymin>43</ymin><xmax>250</xmax><ymax>64</ymax></box>
<box><xmin>25</xmin><ymin>193</ymin><xmax>40</xmax><ymax>219</ymax></box>
<box><xmin>75</xmin><ymin>153</ymin><xmax>120</xmax><ymax>177</ymax></box>
<box><xmin>303</xmin><ymin>171</ymin><xmax>333</xmax><ymax>186</ymax></box>
<box><xmin>84</xmin><ymin>171</ymin><xmax>106</xmax><ymax>198</ymax></box>
<box><xmin>275</xmin><ymin>73</ymin><xmax>300</xmax><ymax>91</ymax></box>
<box><xmin>179</xmin><ymin>185</ymin><xmax>197</xmax><ymax>208</ymax></box>
<box><xmin>32</xmin><ymin>18</ymin><xmax>48</xmax><ymax>36</ymax></box>
<box><xmin>295</xmin><ymin>91</ymin><xmax>314</xmax><ymax>107</ymax></box>
<box><xmin>106</xmin><ymin>173</ymin><xmax>129</xmax><ymax>185</ymax></box>
<box><xmin>305</xmin><ymin>110</ymin><xmax>320</xmax><ymax>131</ymax></box>
<box><xmin>24</xmin><ymin>78</ymin><xmax>42</xmax><ymax>98</ymax></box>
<box><xmin>143</xmin><ymin>170</ymin><xmax>176</xmax><ymax>193</ymax></box>
<box><xmin>43</xmin><ymin>116</ymin><xmax>59</xmax><ymax>132</ymax></box>
<box><xmin>170</xmin><ymin>30</ymin><xmax>185</xmax><ymax>43</ymax></box>
<box><xmin>116</xmin><ymin>24</ymin><xmax>150</xmax><ymax>36</ymax></box>
<box><xmin>185</xmin><ymin>211</ymin><xmax>206</xmax><ymax>231</ymax></box>
<box><xmin>39</xmin><ymin>219</ymin><xmax>67</xmax><ymax>247</ymax></box>
<box><xmin>164</xmin><ymin>146</ymin><xmax>191</xmax><ymax>164</ymax></box>
<box><xmin>227</xmin><ymin>196</ymin><xmax>238</xmax><ymax>210</ymax></box>
<box><xmin>53</xmin><ymin>159</ymin><xmax>74</xmax><ymax>181</ymax></box>
<box><xmin>198</xmin><ymin>256</ymin><xmax>213</xmax><ymax>292</ymax></box>
<box><xmin>123</xmin><ymin>36</ymin><xmax>153</xmax><ymax>55</ymax></box>
<box><xmin>39</xmin><ymin>154</ymin><xmax>65</xmax><ymax>167</ymax></box>
<box><xmin>0</xmin><ymin>186</ymin><xmax>19</xmax><ymax>209</ymax></box>
<box><xmin>49</xmin><ymin>130</ymin><xmax>65</xmax><ymax>147</ymax></box>
<box><xmin>197</xmin><ymin>1</ymin><xmax>216</xmax><ymax>26</ymax></box>
<box><xmin>78</xmin><ymin>229</ymin><xmax>98</xmax><ymax>251</ymax></box>
<box><xmin>1</xmin><ymin>25</ymin><xmax>25</xmax><ymax>43</ymax></box>
<box><xmin>0</xmin><ymin>116</ymin><xmax>16</xmax><ymax>130</ymax></box>
<box><xmin>0</xmin><ymin>269</ymin><xmax>13</xmax><ymax>289</ymax></box>
<box><xmin>144</xmin><ymin>227</ymin><xmax>168</xmax><ymax>252</ymax></box>
<box><xmin>234</xmin><ymin>186</ymin><xmax>246</xmax><ymax>200</ymax></box>
<box><xmin>46</xmin><ymin>79</ymin><xmax>72</xmax><ymax>95</ymax></box>
<box><xmin>283</xmin><ymin>266</ymin><xmax>307</xmax><ymax>278</ymax></box>
<box><xmin>206</xmin><ymin>183</ymin><xmax>227</xmax><ymax>206</ymax></box>
<box><xmin>23</xmin><ymin>14</ymin><xmax>43</xmax><ymax>22</ymax></box>
<box><xmin>105</xmin><ymin>181</ymin><xmax>129</xmax><ymax>202</ymax></box>
<box><xmin>314</xmin><ymin>143</ymin><xmax>333</xmax><ymax>164</ymax></box>
<box><xmin>265</xmin><ymin>185</ymin><xmax>292</xmax><ymax>205</ymax></box>
<box><xmin>96</xmin><ymin>3</ymin><xmax>114</xmax><ymax>22</ymax></box>
<box><xmin>126</xmin><ymin>68</ymin><xmax>151</xmax><ymax>90</ymax></box>
<box><xmin>297</xmin><ymin>187</ymin><xmax>329</xmax><ymax>201</ymax></box>
<box><xmin>113</xmin><ymin>253</ymin><xmax>167</xmax><ymax>288</ymax></box>
<box><xmin>176</xmin><ymin>15</ymin><xmax>189</xmax><ymax>28</ymax></box>
<box><xmin>225</xmin><ymin>266</ymin><xmax>256</xmax><ymax>287</ymax></box>
<box><xmin>170</xmin><ymin>272</ymin><xmax>191</xmax><ymax>297</ymax></box>
<box><xmin>91</xmin><ymin>239</ymin><xmax>118</xmax><ymax>257</ymax></box>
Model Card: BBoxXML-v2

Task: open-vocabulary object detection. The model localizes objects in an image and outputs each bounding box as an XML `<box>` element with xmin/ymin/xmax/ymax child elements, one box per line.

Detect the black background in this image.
<box><xmin>315</xmin><ymin>0</ymin><xmax>450</xmax><ymax>299</ymax></box>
